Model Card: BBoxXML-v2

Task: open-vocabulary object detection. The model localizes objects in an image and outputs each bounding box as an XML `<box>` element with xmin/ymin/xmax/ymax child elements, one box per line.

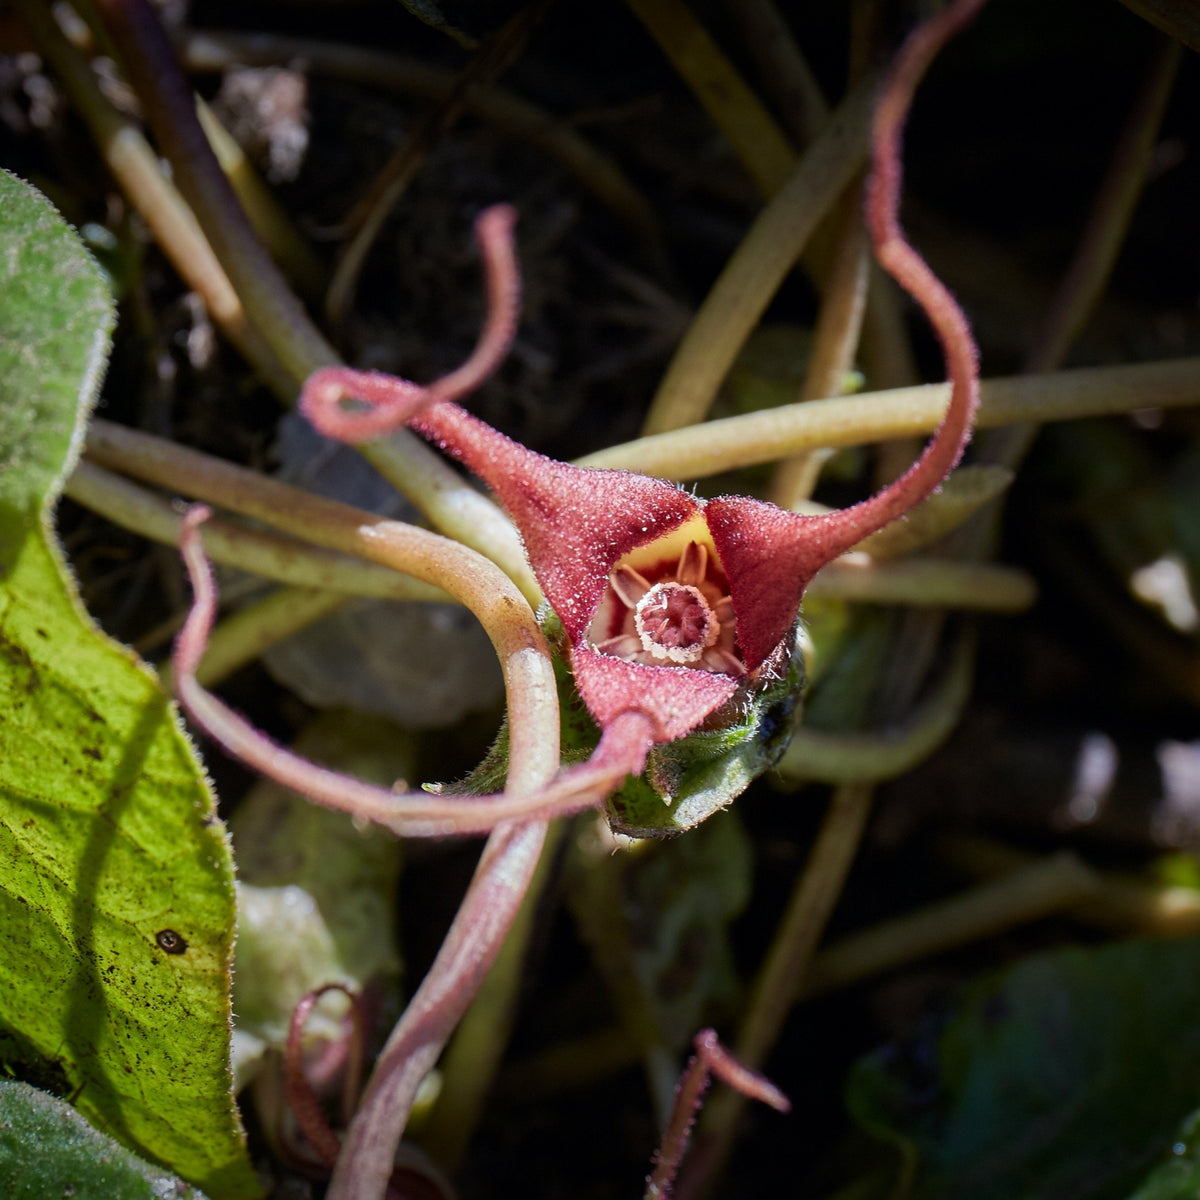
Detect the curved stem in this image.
<box><xmin>777</xmin><ymin>631</ymin><xmax>974</xmax><ymax>782</ymax></box>
<box><xmin>175</xmin><ymin>510</ymin><xmax>651</xmax><ymax>837</ymax></box>
<box><xmin>623</xmin><ymin>0</ymin><xmax>796</xmax><ymax>197</ymax></box>
<box><xmin>13</xmin><ymin>0</ymin><xmax>294</xmax><ymax>398</ymax></box>
<box><xmin>80</xmin><ymin>0</ymin><xmax>531</xmax><ymax>585</ymax></box>
<box><xmin>91</xmin><ymin>0</ymin><xmax>337</xmax><ymax>383</ymax></box>
<box><xmin>680</xmin><ymin>783</ymin><xmax>873</xmax><ymax>1200</ymax></box>
<box><xmin>801</xmin><ymin>0</ymin><xmax>987</xmax><ymax>563</ymax></box>
<box><xmin>326</xmin><ymin>821</ymin><xmax>546</xmax><ymax>1200</ymax></box>
<box><xmin>646</xmin><ymin>1029</ymin><xmax>789</xmax><ymax>1200</ymax></box>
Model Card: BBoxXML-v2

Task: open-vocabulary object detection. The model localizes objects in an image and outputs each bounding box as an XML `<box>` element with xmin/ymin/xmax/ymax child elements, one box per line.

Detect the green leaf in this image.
<box><xmin>848</xmin><ymin>938</ymin><xmax>1200</xmax><ymax>1200</ymax></box>
<box><xmin>0</xmin><ymin>173</ymin><xmax>258</xmax><ymax>1198</ymax></box>
<box><xmin>0</xmin><ymin>172</ymin><xmax>112</xmax><ymax>526</ymax></box>
<box><xmin>0</xmin><ymin>1080</ymin><xmax>209</xmax><ymax>1200</ymax></box>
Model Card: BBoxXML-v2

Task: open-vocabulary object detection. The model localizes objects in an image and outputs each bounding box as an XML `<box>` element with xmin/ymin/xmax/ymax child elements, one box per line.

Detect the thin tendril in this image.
<box><xmin>301</xmin><ymin>205</ymin><xmax>520</xmax><ymax>444</ymax></box>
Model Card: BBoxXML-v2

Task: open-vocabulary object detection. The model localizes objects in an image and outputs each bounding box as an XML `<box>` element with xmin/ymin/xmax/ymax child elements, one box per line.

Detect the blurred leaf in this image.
<box><xmin>230</xmin><ymin>712</ymin><xmax>408</xmax><ymax>1085</ymax></box>
<box><xmin>0</xmin><ymin>172</ymin><xmax>257</xmax><ymax>1198</ymax></box>
<box><xmin>1127</xmin><ymin>1108</ymin><xmax>1200</xmax><ymax>1200</ymax></box>
<box><xmin>0</xmin><ymin>1081</ymin><xmax>209</xmax><ymax>1200</ymax></box>
<box><xmin>848</xmin><ymin>938</ymin><xmax>1200</xmax><ymax>1200</ymax></box>
<box><xmin>567</xmin><ymin>811</ymin><xmax>752</xmax><ymax>1094</ymax></box>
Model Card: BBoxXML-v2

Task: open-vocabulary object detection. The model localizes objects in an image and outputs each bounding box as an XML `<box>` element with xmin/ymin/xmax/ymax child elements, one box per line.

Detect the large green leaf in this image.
<box><xmin>0</xmin><ymin>1080</ymin><xmax>209</xmax><ymax>1200</ymax></box>
<box><xmin>0</xmin><ymin>172</ymin><xmax>258</xmax><ymax>1197</ymax></box>
<box><xmin>847</xmin><ymin>938</ymin><xmax>1200</xmax><ymax>1200</ymax></box>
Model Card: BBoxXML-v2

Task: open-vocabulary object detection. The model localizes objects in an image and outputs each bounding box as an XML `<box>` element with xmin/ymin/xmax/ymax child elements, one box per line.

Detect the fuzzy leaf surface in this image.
<box><xmin>0</xmin><ymin>1080</ymin><xmax>210</xmax><ymax>1200</ymax></box>
<box><xmin>0</xmin><ymin>172</ymin><xmax>257</xmax><ymax>1198</ymax></box>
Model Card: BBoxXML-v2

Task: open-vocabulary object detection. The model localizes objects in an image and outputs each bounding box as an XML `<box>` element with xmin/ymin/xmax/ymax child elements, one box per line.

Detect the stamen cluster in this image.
<box><xmin>587</xmin><ymin>530</ymin><xmax>743</xmax><ymax>676</ymax></box>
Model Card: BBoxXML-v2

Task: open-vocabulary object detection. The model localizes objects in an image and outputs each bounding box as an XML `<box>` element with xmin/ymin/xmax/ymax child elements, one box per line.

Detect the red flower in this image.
<box><xmin>300</xmin><ymin>0</ymin><xmax>982</xmax><ymax>765</ymax></box>
<box><xmin>304</xmin><ymin>272</ymin><xmax>974</xmax><ymax>759</ymax></box>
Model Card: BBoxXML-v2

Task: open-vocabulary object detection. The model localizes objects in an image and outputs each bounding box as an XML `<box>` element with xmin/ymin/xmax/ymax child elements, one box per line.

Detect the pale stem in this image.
<box><xmin>68</xmin><ymin>0</ymin><xmax>531</xmax><ymax>579</ymax></box>
<box><xmin>419</xmin><ymin>819</ymin><xmax>569</xmax><ymax>1169</ymax></box>
<box><xmin>939</xmin><ymin>833</ymin><xmax>1200</xmax><ymax>938</ymax></box>
<box><xmin>322</xmin><ymin>714</ymin><xmax>656</xmax><ymax>1200</ymax></box>
<box><xmin>680</xmin><ymin>783</ymin><xmax>875</xmax><ymax>1200</ymax></box>
<box><xmin>718</xmin><ymin>0</ymin><xmax>828</xmax><ymax>148</ymax></box>
<box><xmin>194</xmin><ymin>98</ymin><xmax>327</xmax><ymax>301</ymax></box>
<box><xmin>768</xmin><ymin>183</ymin><xmax>872</xmax><ymax>508</ymax></box>
<box><xmin>800</xmin><ymin>854</ymin><xmax>1100</xmax><ymax>999</ymax></box>
<box><xmin>623</xmin><ymin>0</ymin><xmax>795</xmax><ymax>197</ymax></box>
<box><xmin>12</xmin><ymin>0</ymin><xmax>294</xmax><ymax>399</ymax></box>
<box><xmin>777</xmin><ymin>632</ymin><xmax>974</xmax><ymax>782</ymax></box>
<box><xmin>66</xmin><ymin>459</ymin><xmax>447</xmax><ymax>604</ymax></box>
<box><xmin>579</xmin><ymin>356</ymin><xmax>1200</xmax><ymax>479</ymax></box>
<box><xmin>326</xmin><ymin>820</ymin><xmax>548</xmax><ymax>1200</ymax></box>
<box><xmin>92</xmin><ymin>0</ymin><xmax>338</xmax><ymax>383</ymax></box>
<box><xmin>641</xmin><ymin>75</ymin><xmax>877</xmax><ymax>434</ymax></box>
<box><xmin>806</xmin><ymin>559</ymin><xmax>1035</xmax><ymax>612</ymax></box>
<box><xmin>180</xmin><ymin>30</ymin><xmax>661</xmax><ymax>246</ymax></box>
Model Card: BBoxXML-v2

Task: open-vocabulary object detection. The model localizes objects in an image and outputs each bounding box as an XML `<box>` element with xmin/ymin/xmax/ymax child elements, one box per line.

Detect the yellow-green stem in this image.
<box><xmin>806</xmin><ymin>558</ymin><xmax>1035</xmax><ymax>612</ymax></box>
<box><xmin>778</xmin><ymin>633</ymin><xmax>973</xmax><ymax>782</ymax></box>
<box><xmin>583</xmin><ymin>356</ymin><xmax>1200</xmax><ymax>479</ymax></box>
<box><xmin>684</xmin><ymin>782</ymin><xmax>874</xmax><ymax>1198</ymax></box>
<box><xmin>67</xmin><ymin>459</ymin><xmax>448</xmax><ymax>603</ymax></box>
<box><xmin>641</xmin><ymin>76</ymin><xmax>876</xmax><ymax>434</ymax></box>
<box><xmin>623</xmin><ymin>0</ymin><xmax>795</xmax><ymax>196</ymax></box>
<box><xmin>801</xmin><ymin>853</ymin><xmax>1099</xmax><ymax>999</ymax></box>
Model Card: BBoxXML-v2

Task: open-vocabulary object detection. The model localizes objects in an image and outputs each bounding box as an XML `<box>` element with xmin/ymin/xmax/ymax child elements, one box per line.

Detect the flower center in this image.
<box><xmin>634</xmin><ymin>582</ymin><xmax>720</xmax><ymax>664</ymax></box>
<box><xmin>586</xmin><ymin>531</ymin><xmax>746</xmax><ymax>676</ymax></box>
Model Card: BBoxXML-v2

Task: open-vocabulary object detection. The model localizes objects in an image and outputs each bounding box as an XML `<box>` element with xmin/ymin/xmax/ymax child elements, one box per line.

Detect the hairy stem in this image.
<box><xmin>174</xmin><ymin>509</ymin><xmax>647</xmax><ymax>836</ymax></box>
<box><xmin>645</xmin><ymin>1029</ymin><xmax>789</xmax><ymax>1200</ymax></box>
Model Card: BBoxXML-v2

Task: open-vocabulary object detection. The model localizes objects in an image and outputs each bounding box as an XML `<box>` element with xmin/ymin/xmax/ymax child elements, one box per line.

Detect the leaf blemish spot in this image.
<box><xmin>155</xmin><ymin>929</ymin><xmax>187</xmax><ymax>956</ymax></box>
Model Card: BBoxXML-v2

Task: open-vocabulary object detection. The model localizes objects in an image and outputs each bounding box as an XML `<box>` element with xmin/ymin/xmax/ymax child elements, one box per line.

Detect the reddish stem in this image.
<box><xmin>284</xmin><ymin>984</ymin><xmax>363</xmax><ymax>1171</ymax></box>
<box><xmin>173</xmin><ymin>508</ymin><xmax>651</xmax><ymax>837</ymax></box>
<box><xmin>303</xmin><ymin>205</ymin><xmax>522</xmax><ymax>443</ymax></box>
<box><xmin>802</xmin><ymin>0</ymin><xmax>986</xmax><ymax>561</ymax></box>
<box><xmin>645</xmin><ymin>1029</ymin><xmax>789</xmax><ymax>1200</ymax></box>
